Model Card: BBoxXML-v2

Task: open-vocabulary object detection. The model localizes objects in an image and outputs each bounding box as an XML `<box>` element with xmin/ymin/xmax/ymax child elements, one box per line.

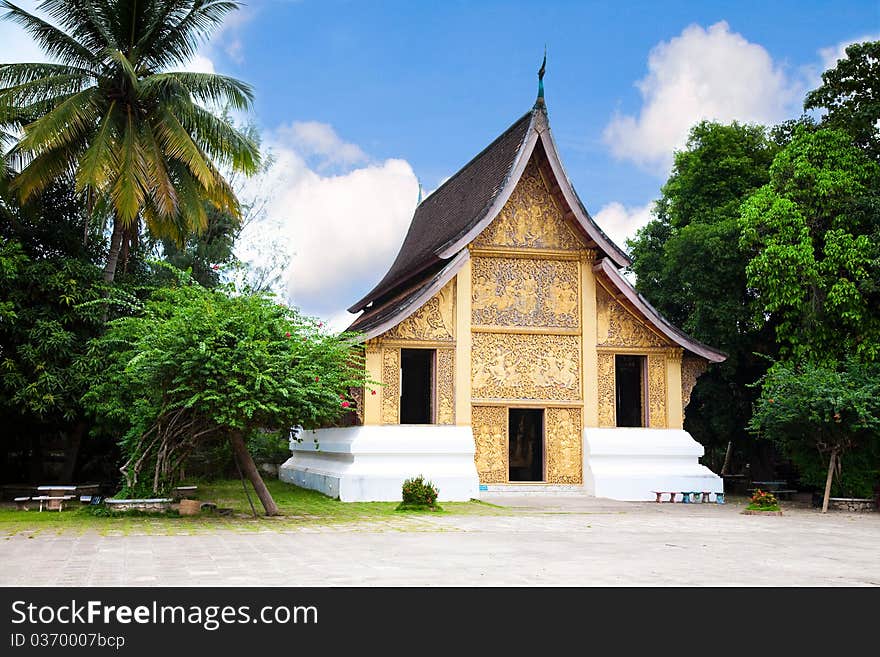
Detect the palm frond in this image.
<box><xmin>142</xmin><ymin>71</ymin><xmax>254</xmax><ymax>110</ymax></box>
<box><xmin>9</xmin><ymin>139</ymin><xmax>83</xmax><ymax>200</ymax></box>
<box><xmin>169</xmin><ymin>99</ymin><xmax>259</xmax><ymax>174</ymax></box>
<box><xmin>1</xmin><ymin>1</ymin><xmax>99</xmax><ymax>68</ymax></box>
<box><xmin>37</xmin><ymin>0</ymin><xmax>117</xmax><ymax>54</ymax></box>
<box><xmin>141</xmin><ymin>1</ymin><xmax>241</xmax><ymax>70</ymax></box>
<box><xmin>154</xmin><ymin>105</ymin><xmax>214</xmax><ymax>190</ymax></box>
<box><xmin>75</xmin><ymin>101</ymin><xmax>118</xmax><ymax>193</ymax></box>
<box><xmin>18</xmin><ymin>87</ymin><xmax>99</xmax><ymax>153</ymax></box>
<box><xmin>138</xmin><ymin>119</ymin><xmax>178</xmax><ymax>218</ymax></box>
<box><xmin>110</xmin><ymin>108</ymin><xmax>148</xmax><ymax>224</ymax></box>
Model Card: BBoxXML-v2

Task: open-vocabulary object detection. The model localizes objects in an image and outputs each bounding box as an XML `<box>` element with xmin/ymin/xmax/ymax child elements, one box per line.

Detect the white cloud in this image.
<box><xmin>275</xmin><ymin>121</ymin><xmax>368</xmax><ymax>169</ymax></box>
<box><xmin>604</xmin><ymin>21</ymin><xmax>801</xmax><ymax>173</ymax></box>
<box><xmin>181</xmin><ymin>53</ymin><xmax>216</xmax><ymax>75</ymax></box>
<box><xmin>818</xmin><ymin>33</ymin><xmax>880</xmax><ymax>71</ymax></box>
<box><xmin>235</xmin><ymin>127</ymin><xmax>419</xmax><ymax>328</ymax></box>
<box><xmin>593</xmin><ymin>202</ymin><xmax>655</xmax><ymax>252</ymax></box>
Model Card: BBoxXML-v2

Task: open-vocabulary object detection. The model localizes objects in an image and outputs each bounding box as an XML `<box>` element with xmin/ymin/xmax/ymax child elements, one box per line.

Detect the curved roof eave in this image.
<box><xmin>347</xmin><ymin>250</ymin><xmax>470</xmax><ymax>343</ymax></box>
<box><xmin>592</xmin><ymin>258</ymin><xmax>727</xmax><ymax>363</ymax></box>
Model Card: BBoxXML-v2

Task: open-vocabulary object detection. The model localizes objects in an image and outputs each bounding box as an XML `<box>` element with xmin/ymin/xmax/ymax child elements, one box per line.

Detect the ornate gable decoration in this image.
<box><xmin>473</xmin><ymin>159</ymin><xmax>582</xmax><ymax>251</ymax></box>
<box><xmin>384</xmin><ymin>280</ymin><xmax>455</xmax><ymax>342</ymax></box>
<box><xmin>596</xmin><ymin>285</ymin><xmax>670</xmax><ymax>349</ymax></box>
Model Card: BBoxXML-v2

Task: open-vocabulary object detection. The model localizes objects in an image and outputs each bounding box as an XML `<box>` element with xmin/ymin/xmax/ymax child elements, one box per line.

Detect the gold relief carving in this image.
<box><xmin>381</xmin><ymin>348</ymin><xmax>400</xmax><ymax>424</ymax></box>
<box><xmin>597</xmin><ymin>352</ymin><xmax>616</xmax><ymax>427</ymax></box>
<box><xmin>437</xmin><ymin>349</ymin><xmax>455</xmax><ymax>425</ymax></box>
<box><xmin>681</xmin><ymin>355</ymin><xmax>708</xmax><ymax>418</ymax></box>
<box><xmin>472</xmin><ymin>406</ymin><xmax>507</xmax><ymax>483</ymax></box>
<box><xmin>473</xmin><ymin>159</ymin><xmax>582</xmax><ymax>251</ymax></box>
<box><xmin>471</xmin><ymin>333</ymin><xmax>580</xmax><ymax>401</ymax></box>
<box><xmin>546</xmin><ymin>407</ymin><xmax>583</xmax><ymax>484</ymax></box>
<box><xmin>647</xmin><ymin>355</ymin><xmax>667</xmax><ymax>428</ymax></box>
<box><xmin>471</xmin><ymin>257</ymin><xmax>579</xmax><ymax>328</ymax></box>
<box><xmin>385</xmin><ymin>280</ymin><xmax>455</xmax><ymax>342</ymax></box>
<box><xmin>597</xmin><ymin>286</ymin><xmax>669</xmax><ymax>349</ymax></box>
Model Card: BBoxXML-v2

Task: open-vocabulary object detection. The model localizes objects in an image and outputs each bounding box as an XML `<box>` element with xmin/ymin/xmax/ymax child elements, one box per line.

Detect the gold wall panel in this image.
<box><xmin>472</xmin><ymin>406</ymin><xmax>507</xmax><ymax>483</ymax></box>
<box><xmin>381</xmin><ymin>348</ymin><xmax>400</xmax><ymax>424</ymax></box>
<box><xmin>597</xmin><ymin>352</ymin><xmax>616</xmax><ymax>427</ymax></box>
<box><xmin>471</xmin><ymin>257</ymin><xmax>579</xmax><ymax>329</ymax></box>
<box><xmin>472</xmin><ymin>332</ymin><xmax>581</xmax><ymax>401</ymax></box>
<box><xmin>647</xmin><ymin>355</ymin><xmax>667</xmax><ymax>428</ymax></box>
<box><xmin>473</xmin><ymin>159</ymin><xmax>582</xmax><ymax>251</ymax></box>
<box><xmin>681</xmin><ymin>355</ymin><xmax>708</xmax><ymax>419</ymax></box>
<box><xmin>437</xmin><ymin>348</ymin><xmax>455</xmax><ymax>425</ymax></box>
<box><xmin>385</xmin><ymin>279</ymin><xmax>455</xmax><ymax>342</ymax></box>
<box><xmin>546</xmin><ymin>407</ymin><xmax>583</xmax><ymax>484</ymax></box>
<box><xmin>597</xmin><ymin>285</ymin><xmax>670</xmax><ymax>348</ymax></box>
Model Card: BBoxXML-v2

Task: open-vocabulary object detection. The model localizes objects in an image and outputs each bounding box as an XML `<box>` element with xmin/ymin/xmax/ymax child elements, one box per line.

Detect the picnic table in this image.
<box><xmin>35</xmin><ymin>485</ymin><xmax>78</xmax><ymax>510</ymax></box>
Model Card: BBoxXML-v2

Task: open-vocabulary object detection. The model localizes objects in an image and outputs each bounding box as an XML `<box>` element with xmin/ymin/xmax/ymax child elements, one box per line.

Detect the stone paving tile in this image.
<box><xmin>1</xmin><ymin>497</ymin><xmax>878</xmax><ymax>586</ymax></box>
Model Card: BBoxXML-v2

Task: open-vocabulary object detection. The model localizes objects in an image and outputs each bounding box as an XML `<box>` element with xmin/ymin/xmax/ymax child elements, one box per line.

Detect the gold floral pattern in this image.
<box><xmin>381</xmin><ymin>348</ymin><xmax>400</xmax><ymax>424</ymax></box>
<box><xmin>473</xmin><ymin>160</ymin><xmax>582</xmax><ymax>251</ymax></box>
<box><xmin>647</xmin><ymin>355</ymin><xmax>667</xmax><ymax>428</ymax></box>
<box><xmin>472</xmin><ymin>333</ymin><xmax>581</xmax><ymax>401</ymax></box>
<box><xmin>681</xmin><ymin>355</ymin><xmax>708</xmax><ymax>418</ymax></box>
<box><xmin>546</xmin><ymin>407</ymin><xmax>583</xmax><ymax>483</ymax></box>
<box><xmin>471</xmin><ymin>257</ymin><xmax>579</xmax><ymax>328</ymax></box>
<box><xmin>472</xmin><ymin>406</ymin><xmax>507</xmax><ymax>483</ymax></box>
<box><xmin>597</xmin><ymin>286</ymin><xmax>669</xmax><ymax>348</ymax></box>
<box><xmin>437</xmin><ymin>349</ymin><xmax>455</xmax><ymax>425</ymax></box>
<box><xmin>385</xmin><ymin>280</ymin><xmax>455</xmax><ymax>341</ymax></box>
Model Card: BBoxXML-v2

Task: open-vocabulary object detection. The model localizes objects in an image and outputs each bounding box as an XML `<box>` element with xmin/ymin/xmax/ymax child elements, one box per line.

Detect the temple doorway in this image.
<box><xmin>615</xmin><ymin>355</ymin><xmax>645</xmax><ymax>427</ymax></box>
<box><xmin>400</xmin><ymin>349</ymin><xmax>434</xmax><ymax>424</ymax></box>
<box><xmin>508</xmin><ymin>408</ymin><xmax>544</xmax><ymax>481</ymax></box>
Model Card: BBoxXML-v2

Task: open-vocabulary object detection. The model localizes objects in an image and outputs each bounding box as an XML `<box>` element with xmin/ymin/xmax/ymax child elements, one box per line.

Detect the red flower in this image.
<box><xmin>315</xmin><ymin>376</ymin><xmax>320</xmax><ymax>382</ymax></box>
<box><xmin>339</xmin><ymin>394</ymin><xmax>346</xmax><ymax>400</ymax></box>
<box><xmin>318</xmin><ymin>322</ymin><xmax>324</xmax><ymax>328</ymax></box>
<box><xmin>371</xmin><ymin>390</ymin><xmax>376</xmax><ymax>395</ymax></box>
<box><xmin>285</xmin><ymin>332</ymin><xmax>291</xmax><ymax>338</ymax></box>
<box><xmin>211</xmin><ymin>264</ymin><xmax>220</xmax><ymax>271</ymax></box>
<box><xmin>341</xmin><ymin>401</ymin><xmax>350</xmax><ymax>408</ymax></box>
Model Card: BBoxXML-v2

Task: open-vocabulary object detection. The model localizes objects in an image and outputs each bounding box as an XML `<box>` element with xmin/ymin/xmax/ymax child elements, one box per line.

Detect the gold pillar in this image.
<box><xmin>665</xmin><ymin>349</ymin><xmax>684</xmax><ymax>430</ymax></box>
<box><xmin>454</xmin><ymin>261</ymin><xmax>472</xmax><ymax>425</ymax></box>
<box><xmin>581</xmin><ymin>252</ymin><xmax>599</xmax><ymax>428</ymax></box>
<box><xmin>363</xmin><ymin>343</ymin><xmax>382</xmax><ymax>425</ymax></box>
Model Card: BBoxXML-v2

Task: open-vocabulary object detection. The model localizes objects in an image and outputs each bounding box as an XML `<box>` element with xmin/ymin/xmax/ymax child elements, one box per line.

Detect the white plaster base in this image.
<box><xmin>278</xmin><ymin>425</ymin><xmax>479</xmax><ymax>502</ymax></box>
<box><xmin>583</xmin><ymin>428</ymin><xmax>723</xmax><ymax>501</ymax></box>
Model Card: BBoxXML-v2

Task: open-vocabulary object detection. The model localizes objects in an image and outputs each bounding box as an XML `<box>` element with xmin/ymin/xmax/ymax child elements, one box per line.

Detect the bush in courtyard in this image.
<box><xmin>397</xmin><ymin>476</ymin><xmax>440</xmax><ymax>511</ymax></box>
<box><xmin>747</xmin><ymin>489</ymin><xmax>779</xmax><ymax>511</ymax></box>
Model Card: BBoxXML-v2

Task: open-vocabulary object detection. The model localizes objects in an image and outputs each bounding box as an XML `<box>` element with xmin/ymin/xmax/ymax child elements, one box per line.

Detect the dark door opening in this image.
<box><xmin>508</xmin><ymin>408</ymin><xmax>544</xmax><ymax>482</ymax></box>
<box><xmin>615</xmin><ymin>355</ymin><xmax>645</xmax><ymax>427</ymax></box>
<box><xmin>400</xmin><ymin>349</ymin><xmax>434</xmax><ymax>424</ymax></box>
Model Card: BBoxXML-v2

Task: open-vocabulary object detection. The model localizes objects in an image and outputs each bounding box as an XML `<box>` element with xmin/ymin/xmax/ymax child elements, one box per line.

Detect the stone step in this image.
<box><xmin>480</xmin><ymin>484</ymin><xmax>587</xmax><ymax>495</ymax></box>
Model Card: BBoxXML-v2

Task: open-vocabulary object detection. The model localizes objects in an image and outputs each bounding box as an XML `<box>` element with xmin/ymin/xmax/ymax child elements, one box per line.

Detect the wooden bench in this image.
<box><xmin>31</xmin><ymin>495</ymin><xmax>76</xmax><ymax>512</ymax></box>
<box><xmin>14</xmin><ymin>497</ymin><xmax>30</xmax><ymax>511</ymax></box>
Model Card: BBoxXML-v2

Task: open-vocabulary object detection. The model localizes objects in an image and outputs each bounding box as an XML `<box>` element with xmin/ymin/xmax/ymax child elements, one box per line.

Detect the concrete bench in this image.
<box><xmin>31</xmin><ymin>495</ymin><xmax>76</xmax><ymax>512</ymax></box>
<box><xmin>652</xmin><ymin>491</ymin><xmax>724</xmax><ymax>504</ymax></box>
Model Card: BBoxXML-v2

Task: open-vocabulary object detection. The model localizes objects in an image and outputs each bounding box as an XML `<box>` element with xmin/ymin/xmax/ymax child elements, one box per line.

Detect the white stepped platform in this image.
<box><xmin>583</xmin><ymin>428</ymin><xmax>723</xmax><ymax>502</ymax></box>
<box><xmin>278</xmin><ymin>425</ymin><xmax>479</xmax><ymax>502</ymax></box>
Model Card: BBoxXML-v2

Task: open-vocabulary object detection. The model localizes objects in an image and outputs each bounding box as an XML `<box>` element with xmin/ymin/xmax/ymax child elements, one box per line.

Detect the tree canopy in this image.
<box><xmin>0</xmin><ymin>0</ymin><xmax>260</xmax><ymax>282</ymax></box>
<box><xmin>82</xmin><ymin>273</ymin><xmax>371</xmax><ymax>513</ymax></box>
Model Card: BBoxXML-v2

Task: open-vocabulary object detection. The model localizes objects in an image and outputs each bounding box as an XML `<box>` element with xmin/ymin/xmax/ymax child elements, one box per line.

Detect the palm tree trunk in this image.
<box><xmin>103</xmin><ymin>217</ymin><xmax>124</xmax><ymax>284</ymax></box>
<box><xmin>229</xmin><ymin>430</ymin><xmax>279</xmax><ymax>516</ymax></box>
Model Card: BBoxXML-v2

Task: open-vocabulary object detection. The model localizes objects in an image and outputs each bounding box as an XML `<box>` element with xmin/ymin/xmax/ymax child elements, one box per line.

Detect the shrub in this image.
<box><xmin>399</xmin><ymin>475</ymin><xmax>439</xmax><ymax>509</ymax></box>
<box><xmin>748</xmin><ymin>489</ymin><xmax>779</xmax><ymax>511</ymax></box>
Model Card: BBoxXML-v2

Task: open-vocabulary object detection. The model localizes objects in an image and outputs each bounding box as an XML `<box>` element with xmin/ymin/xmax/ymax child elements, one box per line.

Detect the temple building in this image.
<box><xmin>280</xmin><ymin>77</ymin><xmax>727</xmax><ymax>502</ymax></box>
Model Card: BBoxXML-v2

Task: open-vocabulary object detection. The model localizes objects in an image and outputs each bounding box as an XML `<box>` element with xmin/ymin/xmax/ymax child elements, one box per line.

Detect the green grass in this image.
<box><xmin>0</xmin><ymin>479</ymin><xmax>503</xmax><ymax>537</ymax></box>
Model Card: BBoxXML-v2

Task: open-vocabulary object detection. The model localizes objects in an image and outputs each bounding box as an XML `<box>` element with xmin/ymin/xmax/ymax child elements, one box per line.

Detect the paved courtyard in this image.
<box><xmin>2</xmin><ymin>495</ymin><xmax>878</xmax><ymax>586</ymax></box>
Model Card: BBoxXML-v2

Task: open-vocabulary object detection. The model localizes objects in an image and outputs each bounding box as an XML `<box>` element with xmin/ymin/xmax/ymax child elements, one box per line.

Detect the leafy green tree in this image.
<box><xmin>83</xmin><ymin>273</ymin><xmax>371</xmax><ymax>515</ymax></box>
<box><xmin>0</xmin><ymin>0</ymin><xmax>259</xmax><ymax>283</ymax></box>
<box><xmin>805</xmin><ymin>40</ymin><xmax>880</xmax><ymax>160</ymax></box>
<box><xmin>750</xmin><ymin>359</ymin><xmax>880</xmax><ymax>510</ymax></box>
<box><xmin>627</xmin><ymin>121</ymin><xmax>779</xmax><ymax>468</ymax></box>
<box><xmin>739</xmin><ymin>127</ymin><xmax>880</xmax><ymax>363</ymax></box>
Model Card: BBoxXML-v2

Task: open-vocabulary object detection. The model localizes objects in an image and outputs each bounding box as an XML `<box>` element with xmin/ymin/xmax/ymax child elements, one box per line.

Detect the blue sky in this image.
<box><xmin>1</xmin><ymin>0</ymin><xmax>877</xmax><ymax>325</ymax></box>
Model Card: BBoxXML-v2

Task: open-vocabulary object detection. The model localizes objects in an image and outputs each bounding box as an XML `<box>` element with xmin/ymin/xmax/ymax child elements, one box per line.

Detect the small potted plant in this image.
<box><xmin>742</xmin><ymin>489</ymin><xmax>782</xmax><ymax>516</ymax></box>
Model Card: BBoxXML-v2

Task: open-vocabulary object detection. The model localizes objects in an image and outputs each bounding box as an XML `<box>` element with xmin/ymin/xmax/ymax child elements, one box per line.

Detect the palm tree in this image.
<box><xmin>0</xmin><ymin>0</ymin><xmax>260</xmax><ymax>283</ymax></box>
